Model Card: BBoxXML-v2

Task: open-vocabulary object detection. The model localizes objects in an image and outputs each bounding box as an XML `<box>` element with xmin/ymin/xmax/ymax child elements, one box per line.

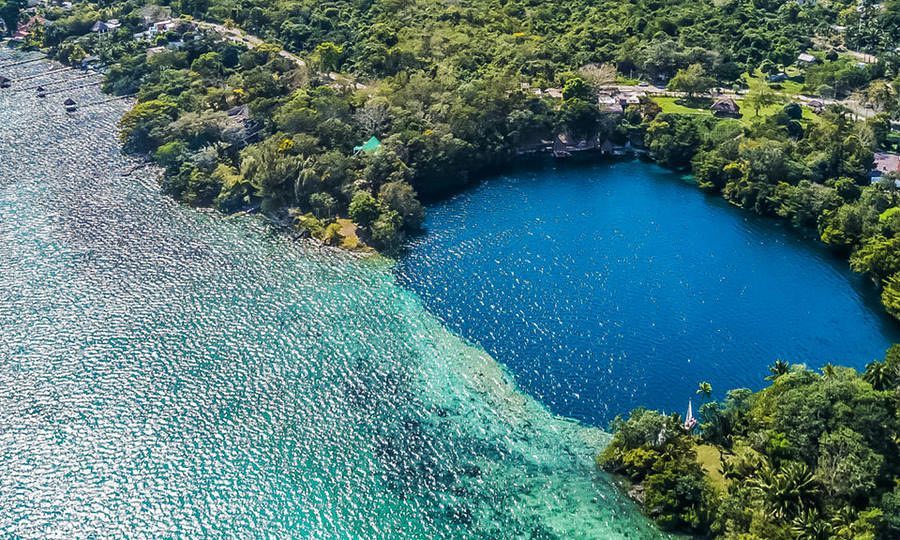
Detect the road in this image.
<box><xmin>193</xmin><ymin>20</ymin><xmax>305</xmax><ymax>68</ymax></box>
<box><xmin>609</xmin><ymin>83</ymin><xmax>876</xmax><ymax>120</ymax></box>
<box><xmin>192</xmin><ymin>21</ymin><xmax>876</xmax><ymax>120</ymax></box>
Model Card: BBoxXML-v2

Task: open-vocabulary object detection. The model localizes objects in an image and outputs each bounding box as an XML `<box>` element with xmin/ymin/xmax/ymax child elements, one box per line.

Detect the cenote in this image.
<box><xmin>396</xmin><ymin>159</ymin><xmax>900</xmax><ymax>426</ymax></box>
<box><xmin>0</xmin><ymin>54</ymin><xmax>664</xmax><ymax>537</ymax></box>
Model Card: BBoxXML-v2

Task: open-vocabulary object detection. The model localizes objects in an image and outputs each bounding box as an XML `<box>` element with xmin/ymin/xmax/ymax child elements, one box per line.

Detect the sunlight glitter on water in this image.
<box><xmin>0</xmin><ymin>52</ymin><xmax>663</xmax><ymax>538</ymax></box>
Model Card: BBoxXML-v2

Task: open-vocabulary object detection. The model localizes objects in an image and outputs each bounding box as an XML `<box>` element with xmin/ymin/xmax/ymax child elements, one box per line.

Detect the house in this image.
<box><xmin>135</xmin><ymin>18</ymin><xmax>179</xmax><ymax>39</ymax></box>
<box><xmin>91</xmin><ymin>19</ymin><xmax>120</xmax><ymax>33</ymax></box>
<box><xmin>872</xmin><ymin>152</ymin><xmax>900</xmax><ymax>182</ymax></box>
<box><xmin>710</xmin><ymin>97</ymin><xmax>740</xmax><ymax>117</ymax></box>
<box><xmin>598</xmin><ymin>94</ymin><xmax>623</xmax><ymax>113</ymax></box>
<box><xmin>797</xmin><ymin>52</ymin><xmax>817</xmax><ymax>65</ymax></box>
<box><xmin>149</xmin><ymin>19</ymin><xmax>177</xmax><ymax>35</ymax></box>
<box><xmin>544</xmin><ymin>88</ymin><xmax>563</xmax><ymax>99</ymax></box>
<box><xmin>617</xmin><ymin>92</ymin><xmax>643</xmax><ymax>108</ymax></box>
<box><xmin>767</xmin><ymin>72</ymin><xmax>789</xmax><ymax>83</ymax></box>
<box><xmin>353</xmin><ymin>136</ymin><xmax>382</xmax><ymax>155</ymax></box>
<box><xmin>807</xmin><ymin>99</ymin><xmax>825</xmax><ymax>113</ymax></box>
<box><xmin>81</xmin><ymin>55</ymin><xmax>101</xmax><ymax>69</ymax></box>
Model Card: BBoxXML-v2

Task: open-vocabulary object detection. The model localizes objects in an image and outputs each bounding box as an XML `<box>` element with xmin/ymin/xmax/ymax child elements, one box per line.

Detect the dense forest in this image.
<box><xmin>15</xmin><ymin>0</ymin><xmax>900</xmax><ymax>258</ymax></box>
<box><xmin>600</xmin><ymin>348</ymin><xmax>900</xmax><ymax>538</ymax></box>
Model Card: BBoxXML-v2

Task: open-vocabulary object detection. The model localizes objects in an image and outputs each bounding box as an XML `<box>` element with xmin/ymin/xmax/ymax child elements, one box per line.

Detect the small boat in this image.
<box><xmin>0</xmin><ymin>76</ymin><xmax>10</xmax><ymax>89</ymax></box>
<box><xmin>36</xmin><ymin>85</ymin><xmax>46</xmax><ymax>98</ymax></box>
<box><xmin>63</xmin><ymin>97</ymin><xmax>76</xmax><ymax>112</ymax></box>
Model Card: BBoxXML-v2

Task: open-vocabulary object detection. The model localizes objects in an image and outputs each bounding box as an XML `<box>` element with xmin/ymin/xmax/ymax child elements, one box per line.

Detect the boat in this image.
<box><xmin>63</xmin><ymin>97</ymin><xmax>76</xmax><ymax>112</ymax></box>
<box><xmin>36</xmin><ymin>85</ymin><xmax>46</xmax><ymax>98</ymax></box>
<box><xmin>683</xmin><ymin>399</ymin><xmax>697</xmax><ymax>431</ymax></box>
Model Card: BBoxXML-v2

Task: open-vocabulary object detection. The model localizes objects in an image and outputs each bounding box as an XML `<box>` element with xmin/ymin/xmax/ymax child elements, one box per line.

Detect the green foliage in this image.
<box><xmin>562</xmin><ymin>77</ymin><xmax>590</xmax><ymax>101</ymax></box>
<box><xmin>370</xmin><ymin>210</ymin><xmax>403</xmax><ymax>251</ymax></box>
<box><xmin>118</xmin><ymin>99</ymin><xmax>178</xmax><ymax>153</ymax></box>
<box><xmin>348</xmin><ymin>191</ymin><xmax>380</xmax><ymax>228</ymax></box>
<box><xmin>667</xmin><ymin>64</ymin><xmax>715</xmax><ymax>97</ymax></box>
<box><xmin>603</xmin><ymin>351</ymin><xmax>900</xmax><ymax>538</ymax></box>
<box><xmin>378</xmin><ymin>181</ymin><xmax>424</xmax><ymax>230</ymax></box>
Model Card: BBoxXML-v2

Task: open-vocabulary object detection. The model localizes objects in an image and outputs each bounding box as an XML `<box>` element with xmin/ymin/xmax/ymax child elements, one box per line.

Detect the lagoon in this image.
<box><xmin>397</xmin><ymin>160</ymin><xmax>900</xmax><ymax>425</ymax></box>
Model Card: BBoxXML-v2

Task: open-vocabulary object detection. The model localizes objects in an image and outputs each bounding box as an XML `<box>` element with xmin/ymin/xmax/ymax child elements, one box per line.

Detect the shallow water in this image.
<box><xmin>397</xmin><ymin>160</ymin><xmax>900</xmax><ymax>425</ymax></box>
<box><xmin>0</xmin><ymin>53</ymin><xmax>663</xmax><ymax>537</ymax></box>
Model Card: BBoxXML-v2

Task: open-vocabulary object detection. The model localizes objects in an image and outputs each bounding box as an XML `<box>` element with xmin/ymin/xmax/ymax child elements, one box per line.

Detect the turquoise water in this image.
<box><xmin>0</xmin><ymin>53</ymin><xmax>663</xmax><ymax>537</ymax></box>
<box><xmin>397</xmin><ymin>160</ymin><xmax>900</xmax><ymax>425</ymax></box>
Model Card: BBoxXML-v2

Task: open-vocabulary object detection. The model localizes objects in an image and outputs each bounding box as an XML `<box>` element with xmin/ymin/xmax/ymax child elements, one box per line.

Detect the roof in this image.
<box><xmin>353</xmin><ymin>136</ymin><xmax>382</xmax><ymax>155</ymax></box>
<box><xmin>797</xmin><ymin>53</ymin><xmax>816</xmax><ymax>63</ymax></box>
<box><xmin>544</xmin><ymin>88</ymin><xmax>563</xmax><ymax>99</ymax></box>
<box><xmin>874</xmin><ymin>153</ymin><xmax>900</xmax><ymax>176</ymax></box>
<box><xmin>710</xmin><ymin>97</ymin><xmax>740</xmax><ymax>112</ymax></box>
<box><xmin>63</xmin><ymin>98</ymin><xmax>76</xmax><ymax>105</ymax></box>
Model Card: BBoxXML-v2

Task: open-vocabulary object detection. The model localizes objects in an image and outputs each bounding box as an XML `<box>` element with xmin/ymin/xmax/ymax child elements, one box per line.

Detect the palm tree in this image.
<box><xmin>696</xmin><ymin>381</ymin><xmax>712</xmax><ymax>399</ymax></box>
<box><xmin>791</xmin><ymin>509</ymin><xmax>833</xmax><ymax>540</ymax></box>
<box><xmin>750</xmin><ymin>461</ymin><xmax>819</xmax><ymax>520</ymax></box>
<box><xmin>821</xmin><ymin>363</ymin><xmax>835</xmax><ymax>379</ymax></box>
<box><xmin>863</xmin><ymin>360</ymin><xmax>888</xmax><ymax>390</ymax></box>
<box><xmin>766</xmin><ymin>359</ymin><xmax>790</xmax><ymax>381</ymax></box>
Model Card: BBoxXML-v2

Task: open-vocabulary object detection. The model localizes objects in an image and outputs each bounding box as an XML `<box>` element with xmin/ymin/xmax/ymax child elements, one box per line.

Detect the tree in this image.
<box><xmin>881</xmin><ymin>273</ymin><xmax>900</xmax><ymax>320</ymax></box>
<box><xmin>815</xmin><ymin>427</ymin><xmax>883</xmax><ymax>500</ymax></box>
<box><xmin>766</xmin><ymin>359</ymin><xmax>790</xmax><ymax>381</ymax></box>
<box><xmin>863</xmin><ymin>360</ymin><xmax>892</xmax><ymax>390</ymax></box>
<box><xmin>562</xmin><ymin>76</ymin><xmax>591</xmax><ymax>100</ymax></box>
<box><xmin>667</xmin><ymin>63</ymin><xmax>715</xmax><ymax>98</ymax></box>
<box><xmin>865</xmin><ymin>80</ymin><xmax>896</xmax><ymax>112</ymax></box>
<box><xmin>313</xmin><ymin>41</ymin><xmax>343</xmax><ymax>72</ymax></box>
<box><xmin>191</xmin><ymin>52</ymin><xmax>223</xmax><ymax>79</ymax></box>
<box><xmin>745</xmin><ymin>83</ymin><xmax>783</xmax><ymax>116</ymax></box>
<box><xmin>370</xmin><ymin>210</ymin><xmax>403</xmax><ymax>250</ymax></box>
<box><xmin>750</xmin><ymin>461</ymin><xmax>819</xmax><ymax>520</ymax></box>
<box><xmin>578</xmin><ymin>63</ymin><xmax>617</xmax><ymax>93</ymax></box>
<box><xmin>354</xmin><ymin>99</ymin><xmax>392</xmax><ymax>136</ymax></box>
<box><xmin>118</xmin><ymin>99</ymin><xmax>178</xmax><ymax>153</ymax></box>
<box><xmin>378</xmin><ymin>181</ymin><xmax>424</xmax><ymax>230</ymax></box>
<box><xmin>348</xmin><ymin>191</ymin><xmax>380</xmax><ymax>227</ymax></box>
<box><xmin>309</xmin><ymin>191</ymin><xmax>337</xmax><ymax>218</ymax></box>
<box><xmin>696</xmin><ymin>382</ymin><xmax>712</xmax><ymax>399</ymax></box>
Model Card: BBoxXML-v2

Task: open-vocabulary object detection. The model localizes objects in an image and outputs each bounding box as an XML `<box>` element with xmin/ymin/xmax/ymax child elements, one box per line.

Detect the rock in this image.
<box><xmin>627</xmin><ymin>483</ymin><xmax>645</xmax><ymax>504</ymax></box>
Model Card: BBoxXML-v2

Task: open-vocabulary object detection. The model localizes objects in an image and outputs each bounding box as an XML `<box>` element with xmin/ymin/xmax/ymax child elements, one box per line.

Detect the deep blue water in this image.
<box><xmin>397</xmin><ymin>160</ymin><xmax>900</xmax><ymax>426</ymax></box>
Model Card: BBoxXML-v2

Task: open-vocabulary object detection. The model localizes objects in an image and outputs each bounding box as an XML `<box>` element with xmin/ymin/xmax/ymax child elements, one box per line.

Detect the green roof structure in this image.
<box><xmin>353</xmin><ymin>136</ymin><xmax>382</xmax><ymax>155</ymax></box>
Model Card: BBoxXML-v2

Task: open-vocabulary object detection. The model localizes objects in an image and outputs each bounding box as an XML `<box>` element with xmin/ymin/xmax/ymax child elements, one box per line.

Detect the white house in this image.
<box><xmin>797</xmin><ymin>52</ymin><xmax>817</xmax><ymax>65</ymax></box>
<box><xmin>91</xmin><ymin>19</ymin><xmax>120</xmax><ymax>33</ymax></box>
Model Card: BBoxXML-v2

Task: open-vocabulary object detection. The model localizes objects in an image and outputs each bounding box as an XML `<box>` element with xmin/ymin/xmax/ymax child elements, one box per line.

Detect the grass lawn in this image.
<box><xmin>652</xmin><ymin>95</ymin><xmax>821</xmax><ymax>127</ymax></box>
<box><xmin>741</xmin><ymin>68</ymin><xmax>808</xmax><ymax>98</ymax></box>
<box><xmin>653</xmin><ymin>96</ymin><xmax>713</xmax><ymax>116</ymax></box>
<box><xmin>695</xmin><ymin>443</ymin><xmax>727</xmax><ymax>491</ymax></box>
<box><xmin>335</xmin><ymin>218</ymin><xmax>368</xmax><ymax>250</ymax></box>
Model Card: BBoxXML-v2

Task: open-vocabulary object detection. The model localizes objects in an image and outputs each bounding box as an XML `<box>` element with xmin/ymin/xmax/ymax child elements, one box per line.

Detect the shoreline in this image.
<box><xmin>0</xmin><ymin>51</ymin><xmax>668</xmax><ymax>536</ymax></box>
